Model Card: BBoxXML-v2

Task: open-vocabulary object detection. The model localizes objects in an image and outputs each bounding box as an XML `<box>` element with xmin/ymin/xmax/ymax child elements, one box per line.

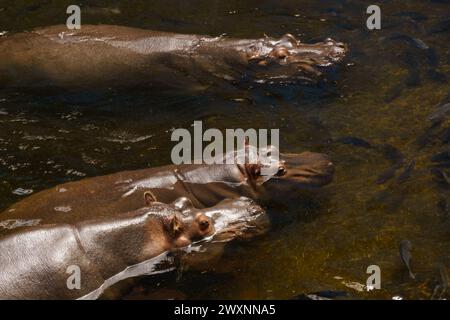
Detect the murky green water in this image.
<box><xmin>0</xmin><ymin>0</ymin><xmax>449</xmax><ymax>299</ymax></box>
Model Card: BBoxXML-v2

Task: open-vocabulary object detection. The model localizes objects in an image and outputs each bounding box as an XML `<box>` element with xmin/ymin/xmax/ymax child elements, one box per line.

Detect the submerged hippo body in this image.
<box><xmin>0</xmin><ymin>25</ymin><xmax>347</xmax><ymax>89</ymax></box>
<box><xmin>0</xmin><ymin>196</ymin><xmax>266</xmax><ymax>300</ymax></box>
<box><xmin>0</xmin><ymin>148</ymin><xmax>334</xmax><ymax>230</ymax></box>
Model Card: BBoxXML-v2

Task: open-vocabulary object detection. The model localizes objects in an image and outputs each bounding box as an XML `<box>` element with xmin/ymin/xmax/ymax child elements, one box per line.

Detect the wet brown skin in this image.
<box><xmin>0</xmin><ymin>196</ymin><xmax>266</xmax><ymax>300</ymax></box>
<box><xmin>0</xmin><ymin>25</ymin><xmax>347</xmax><ymax>89</ymax></box>
<box><xmin>0</xmin><ymin>150</ymin><xmax>334</xmax><ymax>231</ymax></box>
<box><xmin>173</xmin><ymin>197</ymin><xmax>271</xmax><ymax>272</ymax></box>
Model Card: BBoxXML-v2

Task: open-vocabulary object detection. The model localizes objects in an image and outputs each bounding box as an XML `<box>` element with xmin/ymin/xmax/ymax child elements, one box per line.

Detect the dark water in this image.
<box><xmin>0</xmin><ymin>0</ymin><xmax>449</xmax><ymax>299</ymax></box>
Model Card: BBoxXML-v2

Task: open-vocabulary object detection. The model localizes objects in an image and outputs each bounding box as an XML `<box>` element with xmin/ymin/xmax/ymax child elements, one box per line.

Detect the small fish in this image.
<box><xmin>293</xmin><ymin>291</ymin><xmax>349</xmax><ymax>300</ymax></box>
<box><xmin>387</xmin><ymin>34</ymin><xmax>429</xmax><ymax>50</ymax></box>
<box><xmin>427</xmin><ymin>103</ymin><xmax>450</xmax><ymax>124</ymax></box>
<box><xmin>335</xmin><ymin>136</ymin><xmax>372</xmax><ymax>148</ymax></box>
<box><xmin>397</xmin><ymin>160</ymin><xmax>416</xmax><ymax>183</ymax></box>
<box><xmin>379</xmin><ymin>144</ymin><xmax>405</xmax><ymax>165</ymax></box>
<box><xmin>430</xmin><ymin>168</ymin><xmax>450</xmax><ymax>184</ymax></box>
<box><xmin>376</xmin><ymin>166</ymin><xmax>398</xmax><ymax>184</ymax></box>
<box><xmin>342</xmin><ymin>280</ymin><xmax>365</xmax><ymax>292</ymax></box>
<box><xmin>431</xmin><ymin>263</ymin><xmax>448</xmax><ymax>300</ymax></box>
<box><xmin>411</xmin><ymin>38</ymin><xmax>429</xmax><ymax>50</ymax></box>
<box><xmin>399</xmin><ymin>240</ymin><xmax>415</xmax><ymax>280</ymax></box>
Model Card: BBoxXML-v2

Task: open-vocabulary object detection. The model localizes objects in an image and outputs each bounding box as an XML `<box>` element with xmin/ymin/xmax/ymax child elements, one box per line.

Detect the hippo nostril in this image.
<box><xmin>276</xmin><ymin>50</ymin><xmax>288</xmax><ymax>59</ymax></box>
<box><xmin>199</xmin><ymin>219</ymin><xmax>210</xmax><ymax>231</ymax></box>
<box><xmin>270</xmin><ymin>47</ymin><xmax>289</xmax><ymax>59</ymax></box>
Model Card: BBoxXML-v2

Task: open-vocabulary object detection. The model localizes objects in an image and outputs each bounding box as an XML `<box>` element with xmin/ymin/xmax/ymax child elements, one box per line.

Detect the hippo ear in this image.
<box><xmin>144</xmin><ymin>191</ymin><xmax>157</xmax><ymax>206</ymax></box>
<box><xmin>168</xmin><ymin>214</ymin><xmax>183</xmax><ymax>237</ymax></box>
<box><xmin>245</xmin><ymin>163</ymin><xmax>261</xmax><ymax>178</ymax></box>
<box><xmin>281</xmin><ymin>33</ymin><xmax>299</xmax><ymax>46</ymax></box>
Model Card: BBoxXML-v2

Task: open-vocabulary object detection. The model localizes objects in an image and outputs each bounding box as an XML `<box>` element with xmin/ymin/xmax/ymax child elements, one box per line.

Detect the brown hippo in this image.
<box><xmin>0</xmin><ymin>195</ymin><xmax>267</xmax><ymax>300</ymax></box>
<box><xmin>0</xmin><ymin>147</ymin><xmax>334</xmax><ymax>232</ymax></box>
<box><xmin>0</xmin><ymin>24</ymin><xmax>347</xmax><ymax>89</ymax></box>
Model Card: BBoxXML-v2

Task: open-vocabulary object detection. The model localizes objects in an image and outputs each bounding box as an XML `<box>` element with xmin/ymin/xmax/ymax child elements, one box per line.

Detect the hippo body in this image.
<box><xmin>0</xmin><ymin>163</ymin><xmax>256</xmax><ymax>228</ymax></box>
<box><xmin>0</xmin><ymin>25</ymin><xmax>347</xmax><ymax>89</ymax></box>
<box><xmin>0</xmin><ymin>196</ymin><xmax>266</xmax><ymax>300</ymax></box>
<box><xmin>0</xmin><ymin>203</ymin><xmax>209</xmax><ymax>299</ymax></box>
<box><xmin>0</xmin><ymin>149</ymin><xmax>334</xmax><ymax>231</ymax></box>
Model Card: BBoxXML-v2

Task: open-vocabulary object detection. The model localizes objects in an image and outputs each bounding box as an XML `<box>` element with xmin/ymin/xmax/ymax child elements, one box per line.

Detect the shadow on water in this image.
<box><xmin>0</xmin><ymin>0</ymin><xmax>449</xmax><ymax>299</ymax></box>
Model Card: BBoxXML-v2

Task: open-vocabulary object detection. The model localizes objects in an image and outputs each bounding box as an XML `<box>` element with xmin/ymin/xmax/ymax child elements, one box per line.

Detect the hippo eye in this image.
<box><xmin>199</xmin><ymin>219</ymin><xmax>210</xmax><ymax>231</ymax></box>
<box><xmin>276</xmin><ymin>166</ymin><xmax>287</xmax><ymax>176</ymax></box>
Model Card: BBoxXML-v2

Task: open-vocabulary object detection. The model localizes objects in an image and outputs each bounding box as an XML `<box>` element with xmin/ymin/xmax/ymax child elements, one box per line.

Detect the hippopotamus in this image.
<box><xmin>0</xmin><ymin>195</ymin><xmax>267</xmax><ymax>300</ymax></box>
<box><xmin>0</xmin><ymin>24</ymin><xmax>347</xmax><ymax>89</ymax></box>
<box><xmin>0</xmin><ymin>147</ymin><xmax>334</xmax><ymax>231</ymax></box>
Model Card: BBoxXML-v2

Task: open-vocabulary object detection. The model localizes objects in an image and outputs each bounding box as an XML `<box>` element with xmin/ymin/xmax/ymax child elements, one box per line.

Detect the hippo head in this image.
<box><xmin>144</xmin><ymin>192</ymin><xmax>215</xmax><ymax>247</ymax></box>
<box><xmin>244</xmin><ymin>34</ymin><xmax>347</xmax><ymax>82</ymax></box>
<box><xmin>197</xmin><ymin>197</ymin><xmax>269</xmax><ymax>242</ymax></box>
<box><xmin>149</xmin><ymin>194</ymin><xmax>268</xmax><ymax>244</ymax></box>
<box><xmin>235</xmin><ymin>145</ymin><xmax>334</xmax><ymax>196</ymax></box>
<box><xmin>159</xmin><ymin>197</ymin><xmax>268</xmax><ymax>272</ymax></box>
<box><xmin>273</xmin><ymin>151</ymin><xmax>335</xmax><ymax>188</ymax></box>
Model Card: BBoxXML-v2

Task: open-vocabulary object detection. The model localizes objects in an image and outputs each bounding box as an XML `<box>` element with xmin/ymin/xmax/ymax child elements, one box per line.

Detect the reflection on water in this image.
<box><xmin>0</xmin><ymin>0</ymin><xmax>449</xmax><ymax>299</ymax></box>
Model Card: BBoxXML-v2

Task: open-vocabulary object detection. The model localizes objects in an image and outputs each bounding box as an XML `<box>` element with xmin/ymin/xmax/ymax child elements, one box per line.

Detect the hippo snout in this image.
<box><xmin>322</xmin><ymin>38</ymin><xmax>347</xmax><ymax>64</ymax></box>
<box><xmin>286</xmin><ymin>151</ymin><xmax>335</xmax><ymax>186</ymax></box>
<box><xmin>251</xmin><ymin>34</ymin><xmax>347</xmax><ymax>82</ymax></box>
<box><xmin>265</xmin><ymin>152</ymin><xmax>335</xmax><ymax>191</ymax></box>
<box><xmin>198</xmin><ymin>197</ymin><xmax>269</xmax><ymax>242</ymax></box>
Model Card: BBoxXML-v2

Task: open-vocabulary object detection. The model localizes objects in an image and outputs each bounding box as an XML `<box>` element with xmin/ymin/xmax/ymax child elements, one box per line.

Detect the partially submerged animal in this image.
<box><xmin>0</xmin><ymin>25</ymin><xmax>347</xmax><ymax>89</ymax></box>
<box><xmin>0</xmin><ymin>146</ymin><xmax>334</xmax><ymax>229</ymax></box>
<box><xmin>0</xmin><ymin>195</ymin><xmax>267</xmax><ymax>300</ymax></box>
